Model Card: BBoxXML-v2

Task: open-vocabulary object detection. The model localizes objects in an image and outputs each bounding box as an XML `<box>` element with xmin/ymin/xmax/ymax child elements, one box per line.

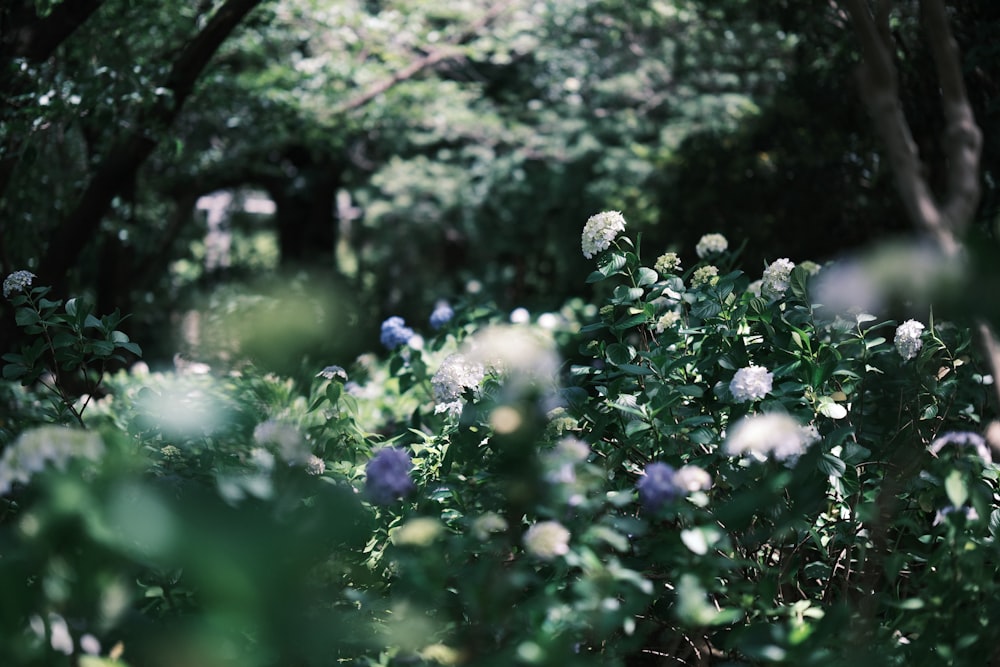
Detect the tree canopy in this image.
<box><xmin>1</xmin><ymin>0</ymin><xmax>997</xmax><ymax>367</ymax></box>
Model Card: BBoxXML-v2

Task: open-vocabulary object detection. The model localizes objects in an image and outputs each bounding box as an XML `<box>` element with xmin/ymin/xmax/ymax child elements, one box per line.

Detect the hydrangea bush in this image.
<box><xmin>0</xmin><ymin>210</ymin><xmax>998</xmax><ymax>666</ymax></box>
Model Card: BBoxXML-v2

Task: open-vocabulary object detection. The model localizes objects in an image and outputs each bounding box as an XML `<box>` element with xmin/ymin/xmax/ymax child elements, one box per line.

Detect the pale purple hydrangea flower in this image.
<box><xmin>429</xmin><ymin>301</ymin><xmax>454</xmax><ymax>329</ymax></box>
<box><xmin>3</xmin><ymin>270</ymin><xmax>35</xmax><ymax>299</ymax></box>
<box><xmin>637</xmin><ymin>462</ymin><xmax>680</xmax><ymax>512</ymax></box>
<box><xmin>695</xmin><ymin>233</ymin><xmax>728</xmax><ymax>258</ymax></box>
<box><xmin>581</xmin><ymin>210</ymin><xmax>627</xmax><ymax>259</ymax></box>
<box><xmin>929</xmin><ymin>431</ymin><xmax>991</xmax><ymax>465</ymax></box>
<box><xmin>523</xmin><ymin>520</ymin><xmax>571</xmax><ymax>559</ymax></box>
<box><xmin>894</xmin><ymin>319</ymin><xmax>925</xmax><ymax>361</ymax></box>
<box><xmin>729</xmin><ymin>365</ymin><xmax>773</xmax><ymax>403</ymax></box>
<box><xmin>724</xmin><ymin>413</ymin><xmax>819</xmax><ymax>463</ymax></box>
<box><xmin>365</xmin><ymin>447</ymin><xmax>414</xmax><ymax>505</ymax></box>
<box><xmin>380</xmin><ymin>316</ymin><xmax>414</xmax><ymax>350</ymax></box>
<box><xmin>762</xmin><ymin>258</ymin><xmax>795</xmax><ymax>299</ymax></box>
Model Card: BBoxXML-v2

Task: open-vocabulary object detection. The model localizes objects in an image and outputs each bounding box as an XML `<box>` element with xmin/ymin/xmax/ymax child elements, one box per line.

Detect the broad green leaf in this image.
<box><xmin>945</xmin><ymin>469</ymin><xmax>968</xmax><ymax>508</ymax></box>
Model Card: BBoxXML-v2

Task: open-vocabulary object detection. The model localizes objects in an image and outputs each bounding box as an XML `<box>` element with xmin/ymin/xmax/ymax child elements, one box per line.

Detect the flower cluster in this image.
<box><xmin>673</xmin><ymin>465</ymin><xmax>713</xmax><ymax>493</ymax></box>
<box><xmin>431</xmin><ymin>353</ymin><xmax>486</xmax><ymax>415</ymax></box>
<box><xmin>317</xmin><ymin>365</ymin><xmax>348</xmax><ymax>381</ymax></box>
<box><xmin>523</xmin><ymin>520</ymin><xmax>571</xmax><ymax>559</ymax></box>
<box><xmin>894</xmin><ymin>319</ymin><xmax>925</xmax><ymax>360</ymax></box>
<box><xmin>654</xmin><ymin>252</ymin><xmax>682</xmax><ymax>276</ymax></box>
<box><xmin>928</xmin><ymin>430</ymin><xmax>991</xmax><ymax>464</ymax></box>
<box><xmin>3</xmin><ymin>270</ymin><xmax>35</xmax><ymax>299</ymax></box>
<box><xmin>724</xmin><ymin>413</ymin><xmax>819</xmax><ymax>463</ymax></box>
<box><xmin>636</xmin><ymin>462</ymin><xmax>679</xmax><ymax>511</ymax></box>
<box><xmin>655</xmin><ymin>310</ymin><xmax>681</xmax><ymax>333</ymax></box>
<box><xmin>581</xmin><ymin>210</ymin><xmax>627</xmax><ymax>259</ymax></box>
<box><xmin>380</xmin><ymin>316</ymin><xmax>415</xmax><ymax>350</ymax></box>
<box><xmin>253</xmin><ymin>420</ymin><xmax>310</xmax><ymax>464</ymax></box>
<box><xmin>729</xmin><ymin>365</ymin><xmax>773</xmax><ymax>403</ymax></box>
<box><xmin>365</xmin><ymin>447</ymin><xmax>414</xmax><ymax>505</ymax></box>
<box><xmin>0</xmin><ymin>427</ymin><xmax>104</xmax><ymax>496</ymax></box>
<box><xmin>429</xmin><ymin>301</ymin><xmax>454</xmax><ymax>329</ymax></box>
<box><xmin>761</xmin><ymin>258</ymin><xmax>795</xmax><ymax>299</ymax></box>
<box><xmin>636</xmin><ymin>462</ymin><xmax>713</xmax><ymax>513</ymax></box>
<box><xmin>695</xmin><ymin>233</ymin><xmax>728</xmax><ymax>258</ymax></box>
<box><xmin>691</xmin><ymin>265</ymin><xmax>719</xmax><ymax>288</ymax></box>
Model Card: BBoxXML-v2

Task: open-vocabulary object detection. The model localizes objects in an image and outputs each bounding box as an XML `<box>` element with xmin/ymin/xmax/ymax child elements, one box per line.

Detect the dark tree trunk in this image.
<box><xmin>271</xmin><ymin>164</ymin><xmax>342</xmax><ymax>268</ymax></box>
<box><xmin>36</xmin><ymin>0</ymin><xmax>263</xmax><ymax>292</ymax></box>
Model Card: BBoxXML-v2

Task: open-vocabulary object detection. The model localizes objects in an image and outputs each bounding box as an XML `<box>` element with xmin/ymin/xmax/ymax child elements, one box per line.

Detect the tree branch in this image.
<box><xmin>37</xmin><ymin>0</ymin><xmax>263</xmax><ymax>287</ymax></box>
<box><xmin>842</xmin><ymin>0</ymin><xmax>956</xmax><ymax>254</ymax></box>
<box><xmin>921</xmin><ymin>0</ymin><xmax>983</xmax><ymax>236</ymax></box>
<box><xmin>335</xmin><ymin>0</ymin><xmax>518</xmax><ymax>114</ymax></box>
<box><xmin>0</xmin><ymin>0</ymin><xmax>106</xmax><ymax>62</ymax></box>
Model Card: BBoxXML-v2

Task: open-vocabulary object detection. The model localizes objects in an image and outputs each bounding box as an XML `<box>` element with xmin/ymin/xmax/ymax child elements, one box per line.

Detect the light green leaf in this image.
<box><xmin>945</xmin><ymin>469</ymin><xmax>968</xmax><ymax>508</ymax></box>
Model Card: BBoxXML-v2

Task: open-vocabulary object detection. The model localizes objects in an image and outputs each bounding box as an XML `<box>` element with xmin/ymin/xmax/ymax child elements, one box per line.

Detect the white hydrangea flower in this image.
<box><xmin>253</xmin><ymin>420</ymin><xmax>310</xmax><ymax>464</ymax></box>
<box><xmin>0</xmin><ymin>427</ymin><xmax>105</xmax><ymax>496</ymax></box>
<box><xmin>894</xmin><ymin>319</ymin><xmax>925</xmax><ymax>361</ymax></box>
<box><xmin>691</xmin><ymin>265</ymin><xmax>719</xmax><ymax>287</ymax></box>
<box><xmin>431</xmin><ymin>353</ymin><xmax>486</xmax><ymax>404</ymax></box>
<box><xmin>696</xmin><ymin>233</ymin><xmax>728</xmax><ymax>258</ymax></box>
<box><xmin>581</xmin><ymin>210</ymin><xmax>627</xmax><ymax>259</ymax></box>
<box><xmin>729</xmin><ymin>365</ymin><xmax>773</xmax><ymax>403</ymax></box>
<box><xmin>523</xmin><ymin>520</ymin><xmax>571</xmax><ymax>559</ymax></box>
<box><xmin>3</xmin><ymin>270</ymin><xmax>36</xmax><ymax>299</ymax></box>
<box><xmin>472</xmin><ymin>513</ymin><xmax>508</xmax><ymax>541</ymax></box>
<box><xmin>762</xmin><ymin>258</ymin><xmax>795</xmax><ymax>299</ymax></box>
<box><xmin>673</xmin><ymin>465</ymin><xmax>712</xmax><ymax>492</ymax></box>
<box><xmin>655</xmin><ymin>311</ymin><xmax>681</xmax><ymax>333</ymax></box>
<box><xmin>724</xmin><ymin>413</ymin><xmax>819</xmax><ymax>463</ymax></box>
<box><xmin>654</xmin><ymin>252</ymin><xmax>682</xmax><ymax>276</ymax></box>
<box><xmin>463</xmin><ymin>325</ymin><xmax>560</xmax><ymax>391</ymax></box>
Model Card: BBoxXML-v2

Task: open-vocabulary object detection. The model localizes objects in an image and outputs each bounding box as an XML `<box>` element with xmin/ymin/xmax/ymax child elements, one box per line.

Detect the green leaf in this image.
<box><xmin>944</xmin><ymin>469</ymin><xmax>968</xmax><ymax>508</ymax></box>
<box><xmin>818</xmin><ymin>453</ymin><xmax>846</xmax><ymax>478</ymax></box>
<box><xmin>636</xmin><ymin>266</ymin><xmax>658</xmax><ymax>286</ymax></box>
<box><xmin>15</xmin><ymin>308</ymin><xmax>40</xmax><ymax>326</ymax></box>
<box><xmin>2</xmin><ymin>363</ymin><xmax>27</xmax><ymax>380</ymax></box>
<box><xmin>605</xmin><ymin>343</ymin><xmax>634</xmax><ymax>366</ymax></box>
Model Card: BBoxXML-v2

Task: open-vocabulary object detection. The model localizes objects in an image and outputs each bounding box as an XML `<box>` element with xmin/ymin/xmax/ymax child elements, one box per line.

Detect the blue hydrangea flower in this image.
<box><xmin>365</xmin><ymin>447</ymin><xmax>414</xmax><ymax>505</ymax></box>
<box><xmin>380</xmin><ymin>316</ymin><xmax>414</xmax><ymax>350</ymax></box>
<box><xmin>637</xmin><ymin>462</ymin><xmax>679</xmax><ymax>512</ymax></box>
<box><xmin>429</xmin><ymin>302</ymin><xmax>454</xmax><ymax>330</ymax></box>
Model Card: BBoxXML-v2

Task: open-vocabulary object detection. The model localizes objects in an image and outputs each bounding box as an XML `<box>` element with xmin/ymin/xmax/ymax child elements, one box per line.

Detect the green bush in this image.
<box><xmin>1</xmin><ymin>212</ymin><xmax>997</xmax><ymax>666</ymax></box>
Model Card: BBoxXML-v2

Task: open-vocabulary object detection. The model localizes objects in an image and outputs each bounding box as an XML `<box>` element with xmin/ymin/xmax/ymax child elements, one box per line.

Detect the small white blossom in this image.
<box><xmin>724</xmin><ymin>413</ymin><xmax>819</xmax><ymax>463</ymax></box>
<box><xmin>523</xmin><ymin>520</ymin><xmax>571</xmax><ymax>559</ymax></box>
<box><xmin>673</xmin><ymin>465</ymin><xmax>712</xmax><ymax>492</ymax></box>
<box><xmin>581</xmin><ymin>210</ymin><xmax>627</xmax><ymax>259</ymax></box>
<box><xmin>253</xmin><ymin>420</ymin><xmax>310</xmax><ymax>464</ymax></box>
<box><xmin>655</xmin><ymin>311</ymin><xmax>681</xmax><ymax>333</ymax></box>
<box><xmin>894</xmin><ymin>319</ymin><xmax>925</xmax><ymax>361</ymax></box>
<box><xmin>762</xmin><ymin>258</ymin><xmax>795</xmax><ymax>299</ymax></box>
<box><xmin>306</xmin><ymin>454</ymin><xmax>326</xmax><ymax>476</ymax></box>
<box><xmin>695</xmin><ymin>233</ymin><xmax>728</xmax><ymax>258</ymax></box>
<box><xmin>472</xmin><ymin>513</ymin><xmax>508</xmax><ymax>541</ymax></box>
<box><xmin>729</xmin><ymin>365</ymin><xmax>773</xmax><ymax>403</ymax></box>
<box><xmin>48</xmin><ymin>613</ymin><xmax>73</xmax><ymax>655</ymax></box>
<box><xmin>80</xmin><ymin>633</ymin><xmax>102</xmax><ymax>656</ymax></box>
<box><xmin>3</xmin><ymin>270</ymin><xmax>35</xmax><ymax>299</ymax></box>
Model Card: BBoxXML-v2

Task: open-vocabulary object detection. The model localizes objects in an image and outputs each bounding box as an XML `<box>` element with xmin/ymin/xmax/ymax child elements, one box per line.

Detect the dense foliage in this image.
<box><xmin>3</xmin><ymin>1</ymin><xmax>1000</xmax><ymax>666</ymax></box>
<box><xmin>2</xmin><ymin>213</ymin><xmax>999</xmax><ymax>665</ymax></box>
